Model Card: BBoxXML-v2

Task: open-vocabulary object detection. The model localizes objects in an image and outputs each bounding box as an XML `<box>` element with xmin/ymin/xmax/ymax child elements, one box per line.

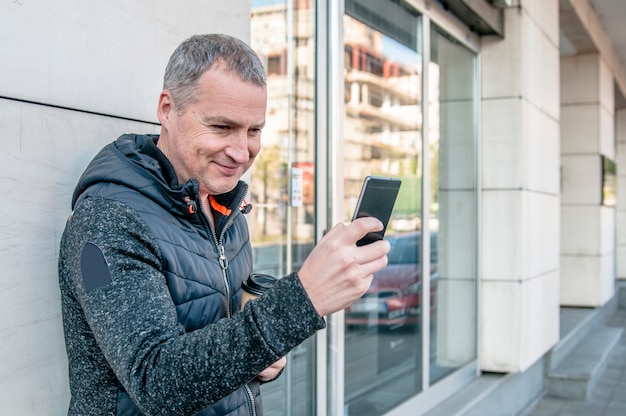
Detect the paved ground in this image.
<box><xmin>524</xmin><ymin>308</ymin><xmax>626</xmax><ymax>416</ymax></box>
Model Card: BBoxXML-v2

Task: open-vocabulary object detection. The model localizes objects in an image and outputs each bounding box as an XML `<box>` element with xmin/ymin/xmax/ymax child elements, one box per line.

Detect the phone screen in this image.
<box><xmin>352</xmin><ymin>176</ymin><xmax>401</xmax><ymax>246</ymax></box>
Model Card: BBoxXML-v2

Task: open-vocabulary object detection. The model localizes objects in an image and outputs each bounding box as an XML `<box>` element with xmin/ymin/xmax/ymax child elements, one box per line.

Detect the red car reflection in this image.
<box><xmin>345</xmin><ymin>232</ymin><xmax>437</xmax><ymax>329</ymax></box>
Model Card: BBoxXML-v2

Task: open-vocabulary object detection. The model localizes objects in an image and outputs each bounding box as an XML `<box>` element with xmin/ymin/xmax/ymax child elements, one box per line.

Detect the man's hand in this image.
<box><xmin>258</xmin><ymin>356</ymin><xmax>287</xmax><ymax>382</ymax></box>
<box><xmin>297</xmin><ymin>217</ymin><xmax>390</xmax><ymax>317</ymax></box>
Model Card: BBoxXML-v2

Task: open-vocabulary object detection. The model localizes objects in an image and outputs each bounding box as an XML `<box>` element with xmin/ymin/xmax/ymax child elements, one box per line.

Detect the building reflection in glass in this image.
<box><xmin>250</xmin><ymin>1</ymin><xmax>477</xmax><ymax>415</ymax></box>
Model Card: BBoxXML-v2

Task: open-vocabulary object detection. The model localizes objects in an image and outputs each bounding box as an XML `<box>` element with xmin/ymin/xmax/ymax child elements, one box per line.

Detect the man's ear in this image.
<box><xmin>156</xmin><ymin>90</ymin><xmax>174</xmax><ymax>127</ymax></box>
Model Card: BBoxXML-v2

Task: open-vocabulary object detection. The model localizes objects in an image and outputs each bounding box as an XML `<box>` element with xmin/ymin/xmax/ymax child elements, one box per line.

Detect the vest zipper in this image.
<box><xmin>217</xmin><ymin>243</ymin><xmax>232</xmax><ymax>317</ymax></box>
<box><xmin>208</xmin><ymin>189</ymin><xmax>248</xmax><ymax>318</ymax></box>
<box><xmin>186</xmin><ymin>184</ymin><xmax>255</xmax><ymax>413</ymax></box>
<box><xmin>191</xmin><ymin>194</ymin><xmax>233</xmax><ymax>318</ymax></box>
<box><xmin>245</xmin><ymin>384</ymin><xmax>257</xmax><ymax>416</ymax></box>
<box><xmin>214</xmin><ymin>209</ymin><xmax>256</xmax><ymax>416</ymax></box>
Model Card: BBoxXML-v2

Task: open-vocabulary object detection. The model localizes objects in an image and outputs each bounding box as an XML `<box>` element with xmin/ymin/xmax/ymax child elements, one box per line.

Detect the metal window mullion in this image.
<box><xmin>286</xmin><ymin>0</ymin><xmax>295</xmax><ymax>279</ymax></box>
<box><xmin>314</xmin><ymin>0</ymin><xmax>346</xmax><ymax>415</ymax></box>
<box><xmin>314</xmin><ymin>0</ymin><xmax>329</xmax><ymax>414</ymax></box>
<box><xmin>325</xmin><ymin>0</ymin><xmax>346</xmax><ymax>413</ymax></box>
<box><xmin>284</xmin><ymin>2</ymin><xmax>297</xmax><ymax>412</ymax></box>
<box><xmin>421</xmin><ymin>14</ymin><xmax>432</xmax><ymax>391</ymax></box>
<box><xmin>474</xmin><ymin>51</ymin><xmax>482</xmax><ymax>378</ymax></box>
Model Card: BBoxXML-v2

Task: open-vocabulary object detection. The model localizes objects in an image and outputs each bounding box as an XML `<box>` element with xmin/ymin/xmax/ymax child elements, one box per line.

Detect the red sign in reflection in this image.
<box><xmin>293</xmin><ymin>162</ymin><xmax>314</xmax><ymax>205</ymax></box>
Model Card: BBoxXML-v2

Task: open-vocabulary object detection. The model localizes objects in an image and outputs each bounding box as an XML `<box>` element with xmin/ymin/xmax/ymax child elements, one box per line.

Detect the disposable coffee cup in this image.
<box><xmin>240</xmin><ymin>273</ymin><xmax>279</xmax><ymax>310</ymax></box>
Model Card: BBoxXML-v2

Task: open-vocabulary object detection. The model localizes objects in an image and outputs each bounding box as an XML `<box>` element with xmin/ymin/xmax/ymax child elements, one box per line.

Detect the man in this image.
<box><xmin>58</xmin><ymin>33</ymin><xmax>389</xmax><ymax>415</ymax></box>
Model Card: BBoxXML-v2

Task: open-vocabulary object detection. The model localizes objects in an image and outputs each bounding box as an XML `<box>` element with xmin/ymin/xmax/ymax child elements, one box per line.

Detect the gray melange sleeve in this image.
<box><xmin>62</xmin><ymin>197</ymin><xmax>326</xmax><ymax>415</ymax></box>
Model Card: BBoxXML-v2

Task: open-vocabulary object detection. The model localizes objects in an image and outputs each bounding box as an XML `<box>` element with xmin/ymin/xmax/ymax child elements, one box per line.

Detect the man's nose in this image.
<box><xmin>225</xmin><ymin>131</ymin><xmax>250</xmax><ymax>163</ymax></box>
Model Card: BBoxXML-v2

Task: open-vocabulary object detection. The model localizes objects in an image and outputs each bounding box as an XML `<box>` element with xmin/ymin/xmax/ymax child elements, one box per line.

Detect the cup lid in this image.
<box><xmin>241</xmin><ymin>273</ymin><xmax>278</xmax><ymax>296</ymax></box>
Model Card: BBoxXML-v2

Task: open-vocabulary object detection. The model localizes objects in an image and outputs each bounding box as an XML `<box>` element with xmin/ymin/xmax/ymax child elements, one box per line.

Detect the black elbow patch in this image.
<box><xmin>81</xmin><ymin>243</ymin><xmax>112</xmax><ymax>293</ymax></box>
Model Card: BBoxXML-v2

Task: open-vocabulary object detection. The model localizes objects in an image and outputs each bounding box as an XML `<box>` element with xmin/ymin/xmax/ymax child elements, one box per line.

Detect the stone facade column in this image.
<box><xmin>560</xmin><ymin>53</ymin><xmax>616</xmax><ymax>306</ymax></box>
<box><xmin>617</xmin><ymin>109</ymin><xmax>626</xmax><ymax>280</ymax></box>
<box><xmin>479</xmin><ymin>0</ymin><xmax>560</xmax><ymax>372</ymax></box>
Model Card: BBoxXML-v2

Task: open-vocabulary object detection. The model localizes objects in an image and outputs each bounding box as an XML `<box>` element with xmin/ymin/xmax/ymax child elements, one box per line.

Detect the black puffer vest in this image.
<box><xmin>72</xmin><ymin>134</ymin><xmax>261</xmax><ymax>415</ymax></box>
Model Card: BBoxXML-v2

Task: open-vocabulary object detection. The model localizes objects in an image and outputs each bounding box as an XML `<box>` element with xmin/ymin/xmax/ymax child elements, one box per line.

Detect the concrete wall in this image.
<box><xmin>479</xmin><ymin>0</ymin><xmax>561</xmax><ymax>373</ymax></box>
<box><xmin>0</xmin><ymin>1</ymin><xmax>251</xmax><ymax>413</ymax></box>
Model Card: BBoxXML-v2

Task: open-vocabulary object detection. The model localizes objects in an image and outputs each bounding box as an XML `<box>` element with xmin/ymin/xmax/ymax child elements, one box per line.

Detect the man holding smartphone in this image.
<box><xmin>352</xmin><ymin>176</ymin><xmax>401</xmax><ymax>246</ymax></box>
<box><xmin>58</xmin><ymin>33</ymin><xmax>390</xmax><ymax>415</ymax></box>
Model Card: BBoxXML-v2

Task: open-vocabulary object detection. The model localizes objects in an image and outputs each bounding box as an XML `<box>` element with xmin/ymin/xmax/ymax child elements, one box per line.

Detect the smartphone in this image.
<box><xmin>352</xmin><ymin>176</ymin><xmax>401</xmax><ymax>246</ymax></box>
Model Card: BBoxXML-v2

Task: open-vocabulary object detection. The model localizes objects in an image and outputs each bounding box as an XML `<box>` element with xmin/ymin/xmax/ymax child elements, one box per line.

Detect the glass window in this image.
<box><xmin>428</xmin><ymin>24</ymin><xmax>478</xmax><ymax>385</ymax></box>
<box><xmin>251</xmin><ymin>1</ymin><xmax>317</xmax><ymax>415</ymax></box>
<box><xmin>251</xmin><ymin>1</ymin><xmax>478</xmax><ymax>414</ymax></box>
<box><xmin>343</xmin><ymin>2</ymin><xmax>424</xmax><ymax>414</ymax></box>
<box><xmin>343</xmin><ymin>2</ymin><xmax>478</xmax><ymax>414</ymax></box>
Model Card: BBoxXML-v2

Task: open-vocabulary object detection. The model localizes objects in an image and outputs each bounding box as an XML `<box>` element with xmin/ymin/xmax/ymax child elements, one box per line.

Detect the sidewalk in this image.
<box><xmin>523</xmin><ymin>307</ymin><xmax>626</xmax><ymax>416</ymax></box>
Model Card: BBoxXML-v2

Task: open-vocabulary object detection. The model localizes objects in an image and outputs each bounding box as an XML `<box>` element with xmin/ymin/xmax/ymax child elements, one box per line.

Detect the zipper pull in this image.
<box><xmin>185</xmin><ymin>196</ymin><xmax>197</xmax><ymax>215</ymax></box>
<box><xmin>218</xmin><ymin>244</ymin><xmax>229</xmax><ymax>270</ymax></box>
<box><xmin>240</xmin><ymin>199</ymin><xmax>253</xmax><ymax>214</ymax></box>
<box><xmin>217</xmin><ymin>243</ymin><xmax>233</xmax><ymax>317</ymax></box>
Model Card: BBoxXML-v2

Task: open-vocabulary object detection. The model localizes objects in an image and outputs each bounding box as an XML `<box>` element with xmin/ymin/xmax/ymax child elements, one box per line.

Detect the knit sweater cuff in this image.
<box><xmin>247</xmin><ymin>272</ymin><xmax>326</xmax><ymax>356</ymax></box>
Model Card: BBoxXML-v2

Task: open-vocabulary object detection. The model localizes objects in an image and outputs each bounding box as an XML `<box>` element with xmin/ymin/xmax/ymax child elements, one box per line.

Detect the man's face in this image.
<box><xmin>157</xmin><ymin>61</ymin><xmax>267</xmax><ymax>197</ymax></box>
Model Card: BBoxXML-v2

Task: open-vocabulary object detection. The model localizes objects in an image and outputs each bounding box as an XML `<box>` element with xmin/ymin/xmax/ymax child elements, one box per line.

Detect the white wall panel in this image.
<box><xmin>0</xmin><ymin>1</ymin><xmax>252</xmax><ymax>413</ymax></box>
<box><xmin>0</xmin><ymin>0</ymin><xmax>251</xmax><ymax>122</ymax></box>
<box><xmin>0</xmin><ymin>98</ymin><xmax>160</xmax><ymax>414</ymax></box>
<box><xmin>560</xmin><ymin>54</ymin><xmax>600</xmax><ymax>104</ymax></box>
<box><xmin>539</xmin><ymin>24</ymin><xmax>561</xmax><ymax>121</ymax></box>
<box><xmin>561</xmin><ymin>206</ymin><xmax>600</xmax><ymax>255</ymax></box>
<box><xmin>618</xmin><ymin>246</ymin><xmax>626</xmax><ymax>280</ymax></box>
<box><xmin>480</xmin><ymin>280</ymin><xmax>521</xmax><ymax>372</ymax></box>
<box><xmin>480</xmin><ymin>0</ymin><xmax>560</xmax><ymax>373</ymax></box>
<box><xmin>480</xmin><ymin>272</ymin><xmax>559</xmax><ymax>373</ymax></box>
<box><xmin>481</xmin><ymin>190</ymin><xmax>522</xmax><ymax>280</ymax></box>
<box><xmin>561</xmin><ymin>154</ymin><xmax>602</xmax><ymax>204</ymax></box>
<box><xmin>522</xmin><ymin>0</ymin><xmax>559</xmax><ymax>47</ymax></box>
<box><xmin>482</xmin><ymin>98</ymin><xmax>523</xmax><ymax>189</ymax></box>
<box><xmin>519</xmin><ymin>6</ymin><xmax>543</xmax><ymax>109</ymax></box>
<box><xmin>525</xmin><ymin>192</ymin><xmax>560</xmax><ymax>278</ymax></box>
<box><xmin>600</xmin><ymin>105</ymin><xmax>616</xmax><ymax>158</ymax></box>
<box><xmin>481</xmin><ymin>11</ymin><xmax>522</xmax><ymax>99</ymax></box>
<box><xmin>618</xmin><ymin>109</ymin><xmax>626</xmax><ymax>279</ymax></box>
<box><xmin>525</xmin><ymin>103</ymin><xmax>560</xmax><ymax>194</ymax></box>
<box><xmin>561</xmin><ymin>105</ymin><xmax>601</xmax><ymax>154</ymax></box>
<box><xmin>519</xmin><ymin>270</ymin><xmax>559</xmax><ymax>370</ymax></box>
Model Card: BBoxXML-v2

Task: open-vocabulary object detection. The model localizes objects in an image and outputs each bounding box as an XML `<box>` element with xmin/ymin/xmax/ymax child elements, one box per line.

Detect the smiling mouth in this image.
<box><xmin>215</xmin><ymin>163</ymin><xmax>241</xmax><ymax>175</ymax></box>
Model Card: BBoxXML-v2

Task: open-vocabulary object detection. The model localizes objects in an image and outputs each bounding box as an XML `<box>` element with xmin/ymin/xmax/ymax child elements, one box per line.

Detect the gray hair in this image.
<box><xmin>163</xmin><ymin>34</ymin><xmax>266</xmax><ymax>111</ymax></box>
